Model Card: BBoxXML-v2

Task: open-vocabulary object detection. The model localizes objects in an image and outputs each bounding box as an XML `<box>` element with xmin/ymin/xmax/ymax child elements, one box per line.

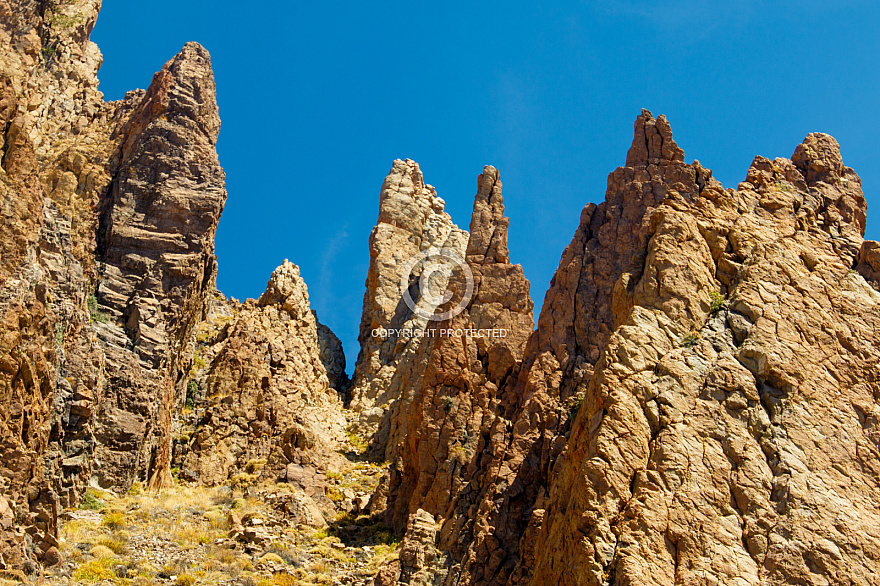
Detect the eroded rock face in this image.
<box><xmin>176</xmin><ymin>261</ymin><xmax>347</xmax><ymax>493</ymax></box>
<box><xmin>349</xmin><ymin>159</ymin><xmax>469</xmax><ymax>452</ymax></box>
<box><xmin>365</xmin><ymin>112</ymin><xmax>880</xmax><ymax>586</ymax></box>
<box><xmin>377</xmin><ymin>166</ymin><xmax>536</xmax><ymax>541</ymax></box>
<box><xmin>92</xmin><ymin>41</ymin><xmax>227</xmax><ymax>491</ymax></box>
<box><xmin>505</xmin><ymin>113</ymin><xmax>878</xmax><ymax>586</ymax></box>
<box><xmin>0</xmin><ymin>1</ymin><xmax>230</xmax><ymax>567</ymax></box>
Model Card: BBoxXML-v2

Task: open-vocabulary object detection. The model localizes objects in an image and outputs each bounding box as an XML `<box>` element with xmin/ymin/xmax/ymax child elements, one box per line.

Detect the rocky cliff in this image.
<box><xmin>2</xmin><ymin>1</ymin><xmax>880</xmax><ymax>583</ymax></box>
<box><xmin>348</xmin><ymin>158</ymin><xmax>470</xmax><ymax>455</ymax></box>
<box><xmin>363</xmin><ymin>111</ymin><xmax>880</xmax><ymax>586</ymax></box>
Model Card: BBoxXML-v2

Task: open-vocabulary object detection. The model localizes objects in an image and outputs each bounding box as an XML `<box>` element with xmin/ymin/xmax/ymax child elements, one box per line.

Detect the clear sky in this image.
<box><xmin>91</xmin><ymin>1</ymin><xmax>880</xmax><ymax>368</ymax></box>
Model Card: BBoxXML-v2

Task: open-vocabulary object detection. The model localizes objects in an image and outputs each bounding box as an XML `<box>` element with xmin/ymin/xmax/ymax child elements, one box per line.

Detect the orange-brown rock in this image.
<box><xmin>524</xmin><ymin>119</ymin><xmax>880</xmax><ymax>586</ymax></box>
<box><xmin>379</xmin><ymin>166</ymin><xmax>535</xmax><ymax>541</ymax></box>
<box><xmin>0</xmin><ymin>1</ymin><xmax>229</xmax><ymax>567</ymax></box>
<box><xmin>349</xmin><ymin>159</ymin><xmax>469</xmax><ymax>452</ymax></box>
<box><xmin>176</xmin><ymin>261</ymin><xmax>347</xmax><ymax>492</ymax></box>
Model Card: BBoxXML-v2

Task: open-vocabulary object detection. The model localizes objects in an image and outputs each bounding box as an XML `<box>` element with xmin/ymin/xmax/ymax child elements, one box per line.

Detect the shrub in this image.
<box><xmin>87</xmin><ymin>294</ymin><xmax>109</xmax><ymax>324</ymax></box>
<box><xmin>709</xmin><ymin>291</ymin><xmax>725</xmax><ymax>314</ymax></box>
<box><xmin>79</xmin><ymin>490</ymin><xmax>105</xmax><ymax>511</ymax></box>
<box><xmin>186</xmin><ymin>380</ymin><xmax>199</xmax><ymax>409</ymax></box>
<box><xmin>101</xmin><ymin>512</ymin><xmax>126</xmax><ymax>530</ymax></box>
<box><xmin>682</xmin><ymin>331</ymin><xmax>701</xmax><ymax>348</ymax></box>
<box><xmin>98</xmin><ymin>536</ymin><xmax>127</xmax><ymax>555</ymax></box>
<box><xmin>272</xmin><ymin>573</ymin><xmax>299</xmax><ymax>586</ymax></box>
<box><xmin>259</xmin><ymin>552</ymin><xmax>287</xmax><ymax>565</ymax></box>
<box><xmin>176</xmin><ymin>574</ymin><xmax>197</xmax><ymax>586</ymax></box>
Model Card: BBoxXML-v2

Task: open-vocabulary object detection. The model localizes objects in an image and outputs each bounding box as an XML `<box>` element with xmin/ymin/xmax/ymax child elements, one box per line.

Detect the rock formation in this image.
<box><xmin>348</xmin><ymin>158</ymin><xmax>469</xmax><ymax>453</ymax></box>
<box><xmin>175</xmin><ymin>260</ymin><xmax>348</xmax><ymax>495</ymax></box>
<box><xmin>376</xmin><ymin>166</ymin><xmax>536</xmax><ymax>540</ymax></box>
<box><xmin>2</xmin><ymin>1</ymin><xmax>880</xmax><ymax>583</ymax></box>
<box><xmin>91</xmin><ymin>41</ymin><xmax>227</xmax><ymax>492</ymax></box>
<box><xmin>0</xmin><ymin>0</ymin><xmax>233</xmax><ymax>568</ymax></box>
<box><xmin>524</xmin><ymin>115</ymin><xmax>880</xmax><ymax>586</ymax></box>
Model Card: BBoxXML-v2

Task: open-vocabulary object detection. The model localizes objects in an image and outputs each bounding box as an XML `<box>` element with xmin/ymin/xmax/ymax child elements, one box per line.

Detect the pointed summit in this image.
<box><xmin>625</xmin><ymin>108</ymin><xmax>685</xmax><ymax>167</ymax></box>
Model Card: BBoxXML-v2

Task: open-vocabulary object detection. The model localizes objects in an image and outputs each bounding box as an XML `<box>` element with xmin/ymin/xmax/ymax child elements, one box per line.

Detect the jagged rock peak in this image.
<box><xmin>377</xmin><ymin>158</ymin><xmax>449</xmax><ymax>229</ymax></box>
<box><xmin>625</xmin><ymin>108</ymin><xmax>685</xmax><ymax>167</ymax></box>
<box><xmin>348</xmin><ymin>158</ymin><xmax>468</xmax><ymax>439</ymax></box>
<box><xmin>467</xmin><ymin>165</ymin><xmax>510</xmax><ymax>264</ymax></box>
<box><xmin>259</xmin><ymin>259</ymin><xmax>310</xmax><ymax>311</ymax></box>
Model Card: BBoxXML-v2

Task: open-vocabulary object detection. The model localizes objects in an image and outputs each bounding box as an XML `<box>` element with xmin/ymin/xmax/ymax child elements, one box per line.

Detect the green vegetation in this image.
<box><xmin>709</xmin><ymin>290</ymin><xmax>726</xmax><ymax>314</ymax></box>
<box><xmin>78</xmin><ymin>489</ymin><xmax>105</xmax><ymax>511</ymax></box>
<box><xmin>773</xmin><ymin>181</ymin><xmax>792</xmax><ymax>193</ymax></box>
<box><xmin>345</xmin><ymin>427</ymin><xmax>369</xmax><ymax>454</ymax></box>
<box><xmin>87</xmin><ymin>294</ymin><xmax>109</xmax><ymax>324</ymax></box>
<box><xmin>682</xmin><ymin>331</ymin><xmax>701</xmax><ymax>348</ymax></box>
<box><xmin>570</xmin><ymin>393</ymin><xmax>585</xmax><ymax>419</ymax></box>
<box><xmin>185</xmin><ymin>379</ymin><xmax>199</xmax><ymax>409</ymax></box>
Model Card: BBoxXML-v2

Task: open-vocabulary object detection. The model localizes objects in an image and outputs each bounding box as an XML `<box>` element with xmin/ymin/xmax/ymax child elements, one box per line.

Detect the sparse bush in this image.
<box><xmin>88</xmin><ymin>544</ymin><xmax>116</xmax><ymax>558</ymax></box>
<box><xmin>87</xmin><ymin>294</ymin><xmax>109</xmax><ymax>324</ymax></box>
<box><xmin>205</xmin><ymin>509</ymin><xmax>229</xmax><ymax>530</ymax></box>
<box><xmin>570</xmin><ymin>393</ymin><xmax>585</xmax><ymax>419</ymax></box>
<box><xmin>345</xmin><ymin>427</ymin><xmax>368</xmax><ymax>454</ymax></box>
<box><xmin>176</xmin><ymin>574</ymin><xmax>197</xmax><ymax>586</ymax></box>
<box><xmin>79</xmin><ymin>489</ymin><xmax>105</xmax><ymax>511</ymax></box>
<box><xmin>186</xmin><ymin>380</ymin><xmax>198</xmax><ymax>409</ymax></box>
<box><xmin>709</xmin><ymin>291</ymin><xmax>725</xmax><ymax>314</ymax></box>
<box><xmin>101</xmin><ymin>511</ymin><xmax>126</xmax><ymax>530</ymax></box>
<box><xmin>259</xmin><ymin>552</ymin><xmax>287</xmax><ymax>565</ymax></box>
<box><xmin>682</xmin><ymin>331</ymin><xmax>701</xmax><ymax>348</ymax></box>
<box><xmin>244</xmin><ymin>458</ymin><xmax>267</xmax><ymax>475</ymax></box>
<box><xmin>450</xmin><ymin>445</ymin><xmax>468</xmax><ymax>464</ymax></box>
<box><xmin>272</xmin><ymin>573</ymin><xmax>299</xmax><ymax>586</ymax></box>
<box><xmin>443</xmin><ymin>396</ymin><xmax>454</xmax><ymax>411</ymax></box>
<box><xmin>98</xmin><ymin>536</ymin><xmax>127</xmax><ymax>555</ymax></box>
<box><xmin>128</xmin><ymin>481</ymin><xmax>143</xmax><ymax>496</ymax></box>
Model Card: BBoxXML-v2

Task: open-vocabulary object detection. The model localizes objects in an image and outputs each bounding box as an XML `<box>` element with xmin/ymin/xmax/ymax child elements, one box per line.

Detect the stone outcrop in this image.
<box><xmin>3</xmin><ymin>0</ymin><xmax>880</xmax><ymax>582</ymax></box>
<box><xmin>524</xmin><ymin>118</ymin><xmax>880</xmax><ymax>586</ymax></box>
<box><xmin>0</xmin><ymin>0</ymin><xmax>232</xmax><ymax>568</ymax></box>
<box><xmin>176</xmin><ymin>260</ymin><xmax>348</xmax><ymax>494</ymax></box>
<box><xmin>349</xmin><ymin>159</ymin><xmax>469</xmax><ymax>453</ymax></box>
<box><xmin>356</xmin><ymin>112</ymin><xmax>880</xmax><ymax>586</ymax></box>
<box><xmin>91</xmin><ymin>41</ymin><xmax>227</xmax><ymax>491</ymax></box>
<box><xmin>377</xmin><ymin>166</ymin><xmax>536</xmax><ymax>542</ymax></box>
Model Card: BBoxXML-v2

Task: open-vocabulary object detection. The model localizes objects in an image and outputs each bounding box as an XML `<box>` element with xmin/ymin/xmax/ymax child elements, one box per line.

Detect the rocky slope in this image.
<box><xmin>2</xmin><ymin>0</ymin><xmax>880</xmax><ymax>584</ymax></box>
<box><xmin>174</xmin><ymin>260</ymin><xmax>349</xmax><ymax>495</ymax></box>
<box><xmin>364</xmin><ymin>111</ymin><xmax>880</xmax><ymax>586</ymax></box>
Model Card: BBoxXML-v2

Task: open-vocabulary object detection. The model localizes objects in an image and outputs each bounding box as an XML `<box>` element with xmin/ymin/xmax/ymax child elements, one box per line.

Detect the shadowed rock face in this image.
<box><xmin>0</xmin><ymin>2</ymin><xmax>230</xmax><ymax>566</ymax></box>
<box><xmin>91</xmin><ymin>42</ymin><xmax>227</xmax><ymax>491</ymax></box>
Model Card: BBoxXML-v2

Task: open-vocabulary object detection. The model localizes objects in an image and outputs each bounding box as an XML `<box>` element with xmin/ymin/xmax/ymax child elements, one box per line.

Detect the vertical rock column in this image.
<box><xmin>92</xmin><ymin>42</ymin><xmax>227</xmax><ymax>490</ymax></box>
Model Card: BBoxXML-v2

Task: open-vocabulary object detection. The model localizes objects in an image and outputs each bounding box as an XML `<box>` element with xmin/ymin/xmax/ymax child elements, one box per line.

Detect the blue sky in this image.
<box><xmin>91</xmin><ymin>1</ymin><xmax>880</xmax><ymax>367</ymax></box>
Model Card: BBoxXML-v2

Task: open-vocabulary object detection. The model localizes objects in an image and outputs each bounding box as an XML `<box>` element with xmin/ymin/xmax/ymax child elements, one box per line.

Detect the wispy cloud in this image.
<box><xmin>312</xmin><ymin>224</ymin><xmax>350</xmax><ymax>323</ymax></box>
